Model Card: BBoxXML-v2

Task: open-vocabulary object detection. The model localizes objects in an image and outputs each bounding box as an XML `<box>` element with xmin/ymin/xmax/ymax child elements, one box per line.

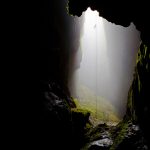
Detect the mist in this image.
<box><xmin>69</xmin><ymin>8</ymin><xmax>140</xmax><ymax>119</ymax></box>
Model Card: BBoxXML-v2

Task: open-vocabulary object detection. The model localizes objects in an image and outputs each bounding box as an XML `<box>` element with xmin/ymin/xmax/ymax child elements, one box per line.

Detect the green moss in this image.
<box><xmin>144</xmin><ymin>44</ymin><xmax>148</xmax><ymax>57</ymax></box>
<box><xmin>85</xmin><ymin>127</ymin><xmax>101</xmax><ymax>142</ymax></box>
<box><xmin>71</xmin><ymin>108</ymin><xmax>90</xmax><ymax>117</ymax></box>
<box><xmin>126</xmin><ymin>43</ymin><xmax>149</xmax><ymax>122</ymax></box>
<box><xmin>66</xmin><ymin>0</ymin><xmax>74</xmax><ymax>16</ymax></box>
<box><xmin>85</xmin><ymin>123</ymin><xmax>92</xmax><ymax>131</ymax></box>
<box><xmin>85</xmin><ymin>123</ymin><xmax>110</xmax><ymax>143</ymax></box>
<box><xmin>127</xmin><ymin>87</ymin><xmax>133</xmax><ymax>111</ymax></box>
<box><xmin>126</xmin><ymin>77</ymin><xmax>138</xmax><ymax>122</ymax></box>
<box><xmin>110</xmin><ymin>121</ymin><xmax>129</xmax><ymax>150</ymax></box>
<box><xmin>72</xmin><ymin>85</ymin><xmax>120</xmax><ymax>125</ymax></box>
<box><xmin>136</xmin><ymin>44</ymin><xmax>148</xmax><ymax>65</ymax></box>
<box><xmin>72</xmin><ymin>97</ymin><xmax>79</xmax><ymax>106</ymax></box>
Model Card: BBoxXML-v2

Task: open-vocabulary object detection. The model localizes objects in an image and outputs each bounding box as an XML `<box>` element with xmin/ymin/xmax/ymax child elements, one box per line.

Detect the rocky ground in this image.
<box><xmin>40</xmin><ymin>81</ymin><xmax>149</xmax><ymax>150</ymax></box>
<box><xmin>81</xmin><ymin>121</ymin><xmax>148</xmax><ymax>150</ymax></box>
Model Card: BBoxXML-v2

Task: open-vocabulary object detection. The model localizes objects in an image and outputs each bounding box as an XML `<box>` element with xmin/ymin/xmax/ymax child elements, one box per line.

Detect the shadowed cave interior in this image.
<box><xmin>39</xmin><ymin>0</ymin><xmax>150</xmax><ymax>149</ymax></box>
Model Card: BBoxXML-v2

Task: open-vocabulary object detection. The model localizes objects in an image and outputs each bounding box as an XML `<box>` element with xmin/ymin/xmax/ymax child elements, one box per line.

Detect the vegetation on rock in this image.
<box><xmin>73</xmin><ymin>85</ymin><xmax>120</xmax><ymax>125</ymax></box>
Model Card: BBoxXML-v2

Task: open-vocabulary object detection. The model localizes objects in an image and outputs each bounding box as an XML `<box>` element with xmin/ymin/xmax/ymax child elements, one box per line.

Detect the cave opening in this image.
<box><xmin>69</xmin><ymin>7</ymin><xmax>141</xmax><ymax>125</ymax></box>
<box><xmin>39</xmin><ymin>1</ymin><xmax>150</xmax><ymax>149</ymax></box>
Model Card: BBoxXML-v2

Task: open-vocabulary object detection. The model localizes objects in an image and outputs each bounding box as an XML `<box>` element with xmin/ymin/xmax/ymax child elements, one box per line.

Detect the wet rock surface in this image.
<box><xmin>89</xmin><ymin>138</ymin><xmax>113</xmax><ymax>150</ymax></box>
<box><xmin>81</xmin><ymin>121</ymin><xmax>149</xmax><ymax>150</ymax></box>
<box><xmin>111</xmin><ymin>121</ymin><xmax>149</xmax><ymax>150</ymax></box>
<box><xmin>81</xmin><ymin>123</ymin><xmax>114</xmax><ymax>150</ymax></box>
<box><xmin>112</xmin><ymin>122</ymin><xmax>149</xmax><ymax>150</ymax></box>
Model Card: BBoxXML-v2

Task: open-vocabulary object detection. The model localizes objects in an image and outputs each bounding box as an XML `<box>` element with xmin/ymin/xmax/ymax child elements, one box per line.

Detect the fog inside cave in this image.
<box><xmin>69</xmin><ymin>8</ymin><xmax>140</xmax><ymax>123</ymax></box>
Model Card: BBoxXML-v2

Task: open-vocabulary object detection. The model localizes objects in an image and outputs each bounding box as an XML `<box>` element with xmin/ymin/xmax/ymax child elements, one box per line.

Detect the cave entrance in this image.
<box><xmin>70</xmin><ymin>7</ymin><xmax>140</xmax><ymax>125</ymax></box>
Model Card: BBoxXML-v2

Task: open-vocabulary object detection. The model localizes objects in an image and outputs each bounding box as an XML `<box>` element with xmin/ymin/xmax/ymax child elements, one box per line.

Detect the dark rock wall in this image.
<box><xmin>40</xmin><ymin>0</ymin><xmax>83</xmax><ymax>85</ymax></box>
<box><xmin>38</xmin><ymin>81</ymin><xmax>75</xmax><ymax>149</ymax></box>
<box><xmin>68</xmin><ymin>0</ymin><xmax>150</xmax><ymax>46</ymax></box>
<box><xmin>126</xmin><ymin>43</ymin><xmax>150</xmax><ymax>146</ymax></box>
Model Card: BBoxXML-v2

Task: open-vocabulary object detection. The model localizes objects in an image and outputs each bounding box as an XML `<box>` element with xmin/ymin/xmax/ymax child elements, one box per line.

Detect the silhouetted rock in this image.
<box><xmin>39</xmin><ymin>81</ymin><xmax>92</xmax><ymax>149</ymax></box>
<box><xmin>39</xmin><ymin>81</ymin><xmax>73</xmax><ymax>149</ymax></box>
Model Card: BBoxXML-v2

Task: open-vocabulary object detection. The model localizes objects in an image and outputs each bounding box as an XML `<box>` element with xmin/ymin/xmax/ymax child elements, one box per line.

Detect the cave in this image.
<box><xmin>69</xmin><ymin>7</ymin><xmax>140</xmax><ymax>126</ymax></box>
<box><xmin>38</xmin><ymin>0</ymin><xmax>150</xmax><ymax>149</ymax></box>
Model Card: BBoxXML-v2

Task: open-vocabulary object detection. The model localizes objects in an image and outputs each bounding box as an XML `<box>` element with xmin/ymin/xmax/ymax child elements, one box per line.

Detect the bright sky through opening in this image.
<box><xmin>72</xmin><ymin>7</ymin><xmax>140</xmax><ymax>123</ymax></box>
<box><xmin>80</xmin><ymin>8</ymin><xmax>108</xmax><ymax>95</ymax></box>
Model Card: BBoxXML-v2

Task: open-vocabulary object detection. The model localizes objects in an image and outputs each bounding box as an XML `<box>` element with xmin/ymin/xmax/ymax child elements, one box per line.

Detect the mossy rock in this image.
<box><xmin>110</xmin><ymin>120</ymin><xmax>129</xmax><ymax>150</ymax></box>
<box><xmin>85</xmin><ymin>123</ymin><xmax>109</xmax><ymax>142</ymax></box>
